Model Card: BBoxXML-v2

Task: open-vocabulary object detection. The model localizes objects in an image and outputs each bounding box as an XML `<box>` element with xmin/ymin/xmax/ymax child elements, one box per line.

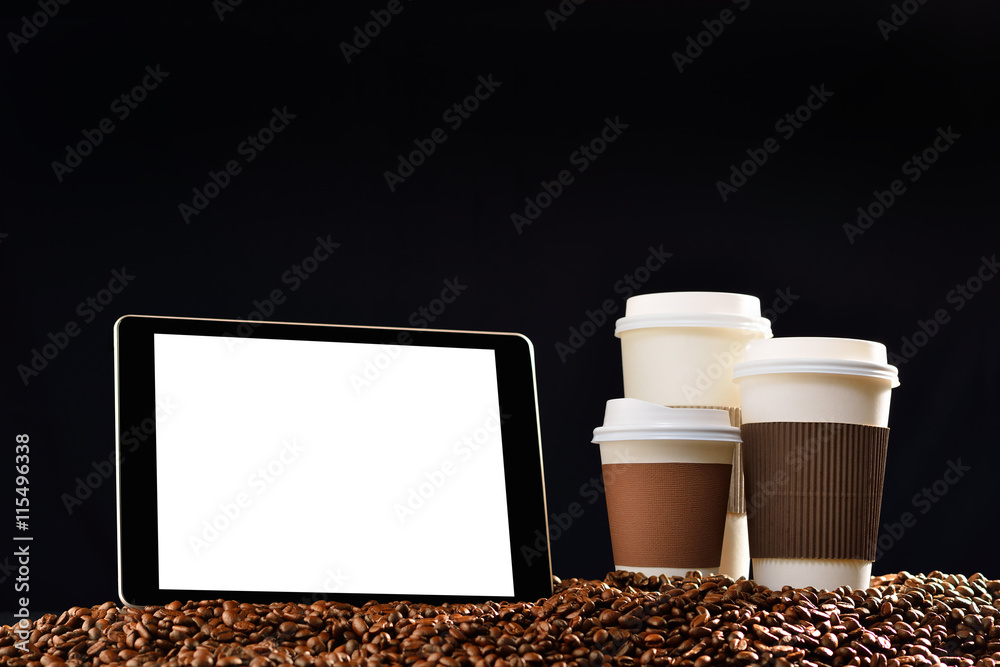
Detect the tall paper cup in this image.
<box><xmin>733</xmin><ymin>337</ymin><xmax>900</xmax><ymax>591</ymax></box>
<box><xmin>615</xmin><ymin>292</ymin><xmax>772</xmax><ymax>579</ymax></box>
<box><xmin>593</xmin><ymin>400</ymin><xmax>741</xmax><ymax>577</ymax></box>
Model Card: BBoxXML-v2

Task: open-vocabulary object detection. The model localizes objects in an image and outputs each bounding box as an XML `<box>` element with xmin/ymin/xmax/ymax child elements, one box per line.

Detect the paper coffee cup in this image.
<box><xmin>733</xmin><ymin>337</ymin><xmax>900</xmax><ymax>591</ymax></box>
<box><xmin>593</xmin><ymin>400</ymin><xmax>741</xmax><ymax>577</ymax></box>
<box><xmin>615</xmin><ymin>292</ymin><xmax>769</xmax><ymax>580</ymax></box>
<box><xmin>615</xmin><ymin>292</ymin><xmax>772</xmax><ymax>408</ymax></box>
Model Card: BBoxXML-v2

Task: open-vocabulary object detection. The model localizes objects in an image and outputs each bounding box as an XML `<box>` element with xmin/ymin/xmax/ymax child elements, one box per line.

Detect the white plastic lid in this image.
<box><xmin>592</xmin><ymin>399</ymin><xmax>742</xmax><ymax>443</ymax></box>
<box><xmin>732</xmin><ymin>337</ymin><xmax>900</xmax><ymax>387</ymax></box>
<box><xmin>614</xmin><ymin>292</ymin><xmax>773</xmax><ymax>336</ymax></box>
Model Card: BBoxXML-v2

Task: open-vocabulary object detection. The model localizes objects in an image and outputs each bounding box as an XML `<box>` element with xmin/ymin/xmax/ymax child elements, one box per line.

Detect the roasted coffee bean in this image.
<box><xmin>4</xmin><ymin>571</ymin><xmax>1000</xmax><ymax>667</ymax></box>
<box><xmin>814</xmin><ymin>646</ymin><xmax>835</xmax><ymax>660</ymax></box>
<box><xmin>192</xmin><ymin>648</ymin><xmax>214</xmax><ymax>667</ymax></box>
<box><xmin>598</xmin><ymin>610</ymin><xmax>620</xmax><ymax>627</ymax></box>
<box><xmin>619</xmin><ymin>615</ymin><xmax>643</xmax><ymax>631</ymax></box>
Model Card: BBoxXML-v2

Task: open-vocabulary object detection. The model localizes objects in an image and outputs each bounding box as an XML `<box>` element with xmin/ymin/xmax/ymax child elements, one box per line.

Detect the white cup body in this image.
<box><xmin>738</xmin><ymin>372</ymin><xmax>894</xmax><ymax>427</ymax></box>
<box><xmin>753</xmin><ymin>558</ymin><xmax>872</xmax><ymax>592</ymax></box>
<box><xmin>620</xmin><ymin>327</ymin><xmax>765</xmax><ymax>407</ymax></box>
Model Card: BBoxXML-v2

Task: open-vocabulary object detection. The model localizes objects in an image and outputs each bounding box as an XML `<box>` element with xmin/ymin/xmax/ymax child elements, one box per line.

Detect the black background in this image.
<box><xmin>2</xmin><ymin>0</ymin><xmax>999</xmax><ymax>621</ymax></box>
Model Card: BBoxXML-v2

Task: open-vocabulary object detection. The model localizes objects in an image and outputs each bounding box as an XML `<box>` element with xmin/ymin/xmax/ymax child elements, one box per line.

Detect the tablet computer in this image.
<box><xmin>114</xmin><ymin>315</ymin><xmax>551</xmax><ymax>607</ymax></box>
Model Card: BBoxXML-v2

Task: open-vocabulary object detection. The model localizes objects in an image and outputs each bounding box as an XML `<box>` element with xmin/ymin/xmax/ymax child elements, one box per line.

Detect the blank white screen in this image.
<box><xmin>153</xmin><ymin>333</ymin><xmax>514</xmax><ymax>597</ymax></box>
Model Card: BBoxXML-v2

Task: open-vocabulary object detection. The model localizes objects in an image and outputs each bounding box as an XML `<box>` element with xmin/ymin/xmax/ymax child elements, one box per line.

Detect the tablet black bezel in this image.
<box><xmin>115</xmin><ymin>315</ymin><xmax>551</xmax><ymax>607</ymax></box>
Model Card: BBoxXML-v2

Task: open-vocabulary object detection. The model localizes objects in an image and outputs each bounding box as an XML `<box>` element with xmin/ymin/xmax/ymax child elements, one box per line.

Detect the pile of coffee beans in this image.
<box><xmin>2</xmin><ymin>571</ymin><xmax>998</xmax><ymax>667</ymax></box>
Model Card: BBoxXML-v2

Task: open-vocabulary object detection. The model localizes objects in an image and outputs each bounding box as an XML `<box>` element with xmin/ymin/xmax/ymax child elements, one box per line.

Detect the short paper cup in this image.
<box><xmin>615</xmin><ymin>292</ymin><xmax>772</xmax><ymax>408</ymax></box>
<box><xmin>593</xmin><ymin>399</ymin><xmax>741</xmax><ymax>577</ymax></box>
<box><xmin>733</xmin><ymin>337</ymin><xmax>900</xmax><ymax>591</ymax></box>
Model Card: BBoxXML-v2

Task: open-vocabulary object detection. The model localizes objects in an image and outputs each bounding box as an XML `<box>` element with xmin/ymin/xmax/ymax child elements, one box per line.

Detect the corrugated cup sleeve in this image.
<box><xmin>741</xmin><ymin>422</ymin><xmax>890</xmax><ymax>561</ymax></box>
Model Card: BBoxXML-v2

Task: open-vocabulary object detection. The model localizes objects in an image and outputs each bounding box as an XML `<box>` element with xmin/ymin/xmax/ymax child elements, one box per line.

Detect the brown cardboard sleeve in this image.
<box><xmin>602</xmin><ymin>462</ymin><xmax>731</xmax><ymax>567</ymax></box>
<box><xmin>740</xmin><ymin>422</ymin><xmax>890</xmax><ymax>561</ymax></box>
<box><xmin>669</xmin><ymin>406</ymin><xmax>744</xmax><ymax>513</ymax></box>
